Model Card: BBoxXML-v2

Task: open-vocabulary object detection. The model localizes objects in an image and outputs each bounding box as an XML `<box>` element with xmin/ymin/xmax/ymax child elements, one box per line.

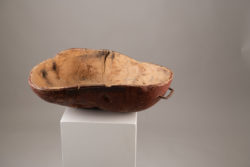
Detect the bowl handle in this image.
<box><xmin>159</xmin><ymin>88</ymin><xmax>174</xmax><ymax>100</ymax></box>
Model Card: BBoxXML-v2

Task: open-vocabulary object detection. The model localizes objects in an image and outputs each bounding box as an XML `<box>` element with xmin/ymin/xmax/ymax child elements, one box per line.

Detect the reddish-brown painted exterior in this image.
<box><xmin>28</xmin><ymin>75</ymin><xmax>173</xmax><ymax>112</ymax></box>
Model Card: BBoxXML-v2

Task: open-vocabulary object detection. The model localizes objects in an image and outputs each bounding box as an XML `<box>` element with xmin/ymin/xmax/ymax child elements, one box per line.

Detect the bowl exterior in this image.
<box><xmin>29</xmin><ymin>81</ymin><xmax>172</xmax><ymax>112</ymax></box>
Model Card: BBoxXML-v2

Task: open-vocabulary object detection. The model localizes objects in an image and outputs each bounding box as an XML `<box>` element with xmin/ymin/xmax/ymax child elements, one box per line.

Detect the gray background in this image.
<box><xmin>1</xmin><ymin>0</ymin><xmax>250</xmax><ymax>167</ymax></box>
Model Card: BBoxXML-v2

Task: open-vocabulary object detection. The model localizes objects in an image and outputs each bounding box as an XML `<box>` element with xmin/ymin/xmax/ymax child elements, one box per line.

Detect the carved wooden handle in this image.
<box><xmin>159</xmin><ymin>87</ymin><xmax>174</xmax><ymax>100</ymax></box>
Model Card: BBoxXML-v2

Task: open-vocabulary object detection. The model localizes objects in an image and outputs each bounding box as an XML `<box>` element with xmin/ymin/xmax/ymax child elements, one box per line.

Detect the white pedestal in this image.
<box><xmin>60</xmin><ymin>107</ymin><xmax>137</xmax><ymax>167</ymax></box>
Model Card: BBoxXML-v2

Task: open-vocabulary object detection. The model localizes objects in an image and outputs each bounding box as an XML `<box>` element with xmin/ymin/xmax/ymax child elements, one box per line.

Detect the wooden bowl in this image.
<box><xmin>28</xmin><ymin>48</ymin><xmax>173</xmax><ymax>112</ymax></box>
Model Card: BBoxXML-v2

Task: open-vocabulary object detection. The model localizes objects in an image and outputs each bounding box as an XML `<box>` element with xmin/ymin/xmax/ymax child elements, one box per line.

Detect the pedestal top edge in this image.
<box><xmin>60</xmin><ymin>107</ymin><xmax>137</xmax><ymax>124</ymax></box>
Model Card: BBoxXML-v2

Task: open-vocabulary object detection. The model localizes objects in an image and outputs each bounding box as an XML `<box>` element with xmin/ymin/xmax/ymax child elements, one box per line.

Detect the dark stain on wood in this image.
<box><xmin>111</xmin><ymin>52</ymin><xmax>115</xmax><ymax>60</ymax></box>
<box><xmin>41</xmin><ymin>69</ymin><xmax>52</xmax><ymax>85</ymax></box>
<box><xmin>103</xmin><ymin>94</ymin><xmax>111</xmax><ymax>103</ymax></box>
<box><xmin>103</xmin><ymin>50</ymin><xmax>110</xmax><ymax>73</ymax></box>
<box><xmin>97</xmin><ymin>50</ymin><xmax>110</xmax><ymax>58</ymax></box>
<box><xmin>52</xmin><ymin>61</ymin><xmax>60</xmax><ymax>79</ymax></box>
<box><xmin>52</xmin><ymin>62</ymin><xmax>57</xmax><ymax>71</ymax></box>
<box><xmin>41</xmin><ymin>69</ymin><xmax>47</xmax><ymax>78</ymax></box>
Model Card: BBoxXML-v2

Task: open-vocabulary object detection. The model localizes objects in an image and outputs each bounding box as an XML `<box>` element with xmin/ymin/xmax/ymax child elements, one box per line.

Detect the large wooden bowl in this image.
<box><xmin>28</xmin><ymin>48</ymin><xmax>173</xmax><ymax>112</ymax></box>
